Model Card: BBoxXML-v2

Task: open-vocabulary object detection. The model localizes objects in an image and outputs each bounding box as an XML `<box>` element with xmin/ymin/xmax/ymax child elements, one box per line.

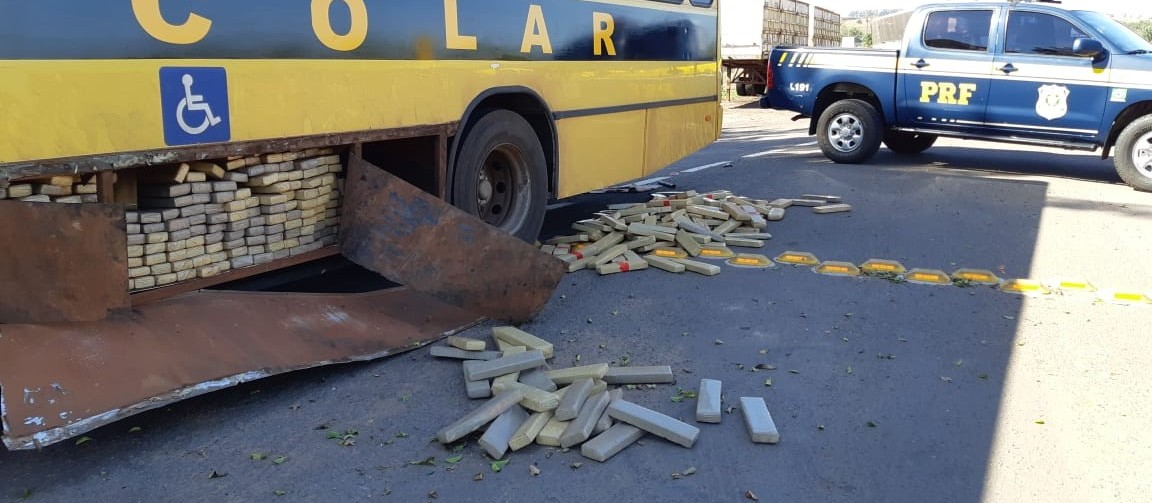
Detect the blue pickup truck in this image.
<box><xmin>759</xmin><ymin>0</ymin><xmax>1152</xmax><ymax>191</ymax></box>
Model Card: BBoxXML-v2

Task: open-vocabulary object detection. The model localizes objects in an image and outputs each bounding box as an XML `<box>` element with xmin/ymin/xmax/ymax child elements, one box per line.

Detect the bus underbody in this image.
<box><xmin>0</xmin><ymin>123</ymin><xmax>566</xmax><ymax>451</ymax></box>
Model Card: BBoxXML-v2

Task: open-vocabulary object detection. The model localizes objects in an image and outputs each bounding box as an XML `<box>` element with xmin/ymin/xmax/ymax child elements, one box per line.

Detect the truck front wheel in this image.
<box><xmin>451</xmin><ymin>109</ymin><xmax>548</xmax><ymax>242</ymax></box>
<box><xmin>817</xmin><ymin>99</ymin><xmax>883</xmax><ymax>164</ymax></box>
<box><xmin>1113</xmin><ymin>115</ymin><xmax>1152</xmax><ymax>192</ymax></box>
<box><xmin>883</xmin><ymin>130</ymin><xmax>937</xmax><ymax>154</ymax></box>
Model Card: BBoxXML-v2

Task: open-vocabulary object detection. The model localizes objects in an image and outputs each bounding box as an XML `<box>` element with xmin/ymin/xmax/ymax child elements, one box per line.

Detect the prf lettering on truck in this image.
<box><xmin>919</xmin><ymin>82</ymin><xmax>978</xmax><ymax>106</ymax></box>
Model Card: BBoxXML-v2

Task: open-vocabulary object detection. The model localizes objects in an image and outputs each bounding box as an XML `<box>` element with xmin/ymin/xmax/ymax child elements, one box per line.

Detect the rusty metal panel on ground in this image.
<box><xmin>339</xmin><ymin>156</ymin><xmax>565</xmax><ymax>324</ymax></box>
<box><xmin>0</xmin><ymin>288</ymin><xmax>482</xmax><ymax>450</ymax></box>
<box><xmin>0</xmin><ymin>201</ymin><xmax>129</xmax><ymax>323</ymax></box>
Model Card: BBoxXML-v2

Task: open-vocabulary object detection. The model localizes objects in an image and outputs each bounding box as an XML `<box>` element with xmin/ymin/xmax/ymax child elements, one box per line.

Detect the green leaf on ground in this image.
<box><xmin>272</xmin><ymin>456</ymin><xmax>288</xmax><ymax>465</ymax></box>
<box><xmin>250</xmin><ymin>453</ymin><xmax>267</xmax><ymax>461</ymax></box>
<box><xmin>75</xmin><ymin>437</ymin><xmax>92</xmax><ymax>446</ymax></box>
<box><xmin>490</xmin><ymin>459</ymin><xmax>509</xmax><ymax>472</ymax></box>
<box><xmin>866</xmin><ymin>421</ymin><xmax>878</xmax><ymax>428</ymax></box>
<box><xmin>409</xmin><ymin>457</ymin><xmax>436</xmax><ymax>466</ymax></box>
<box><xmin>446</xmin><ymin>455</ymin><xmax>463</xmax><ymax>464</ymax></box>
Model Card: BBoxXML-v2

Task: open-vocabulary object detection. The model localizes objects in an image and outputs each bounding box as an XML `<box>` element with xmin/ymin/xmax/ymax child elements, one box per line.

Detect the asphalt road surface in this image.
<box><xmin>3</xmin><ymin>99</ymin><xmax>1151</xmax><ymax>503</ymax></box>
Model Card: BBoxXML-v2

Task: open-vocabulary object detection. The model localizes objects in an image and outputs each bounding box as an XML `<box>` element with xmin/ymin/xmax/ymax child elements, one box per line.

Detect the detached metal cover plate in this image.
<box><xmin>339</xmin><ymin>156</ymin><xmax>565</xmax><ymax>324</ymax></box>
<box><xmin>0</xmin><ymin>288</ymin><xmax>482</xmax><ymax>450</ymax></box>
<box><xmin>0</xmin><ymin>201</ymin><xmax>129</xmax><ymax>323</ymax></box>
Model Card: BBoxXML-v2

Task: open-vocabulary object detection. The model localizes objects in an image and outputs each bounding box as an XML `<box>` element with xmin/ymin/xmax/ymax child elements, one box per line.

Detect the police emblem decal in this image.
<box><xmin>1035</xmin><ymin>84</ymin><xmax>1069</xmax><ymax>120</ymax></box>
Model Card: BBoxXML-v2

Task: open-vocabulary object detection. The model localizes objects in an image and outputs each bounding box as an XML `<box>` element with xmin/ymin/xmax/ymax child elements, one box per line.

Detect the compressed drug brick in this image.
<box><xmin>463</xmin><ymin>349</ymin><xmax>546</xmax><ymax>381</ymax></box>
<box><xmin>492</xmin><ymin>326</ymin><xmax>554</xmax><ymax>359</ymax></box>
<box><xmin>546</xmin><ymin>363</ymin><xmax>609</xmax><ymax>386</ymax></box>
<box><xmin>430</xmin><ymin>345</ymin><xmax>503</xmax><ymax>360</ymax></box>
<box><xmin>602</xmin><ymin>365</ymin><xmax>675</xmax><ymax>385</ymax></box>
<box><xmin>559</xmin><ymin>389</ymin><xmax>613</xmax><ymax>448</ymax></box>
<box><xmin>606</xmin><ymin>399</ymin><xmax>699</xmax><ymax>448</ymax></box>
<box><xmin>580</xmin><ymin>423</ymin><xmax>645</xmax><ymax>462</ymax></box>
<box><xmin>696</xmin><ymin>378</ymin><xmax>722</xmax><ymax>423</ymax></box>
<box><xmin>478</xmin><ymin>404</ymin><xmax>530</xmax><ymax>459</ymax></box>
<box><xmin>555</xmin><ymin>377</ymin><xmax>595</xmax><ymax>421</ymax></box>
<box><xmin>509</xmin><ymin>410</ymin><xmax>554</xmax><ymax>451</ymax></box>
<box><xmin>740</xmin><ymin>396</ymin><xmax>780</xmax><ymax>444</ymax></box>
<box><xmin>436</xmin><ymin>389</ymin><xmax>526</xmax><ymax>444</ymax></box>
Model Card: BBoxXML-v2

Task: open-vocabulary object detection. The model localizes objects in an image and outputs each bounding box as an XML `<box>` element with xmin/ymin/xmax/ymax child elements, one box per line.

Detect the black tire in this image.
<box><xmin>883</xmin><ymin>130</ymin><xmax>938</xmax><ymax>154</ymax></box>
<box><xmin>816</xmin><ymin>99</ymin><xmax>883</xmax><ymax>164</ymax></box>
<box><xmin>736</xmin><ymin>83</ymin><xmax>750</xmax><ymax>96</ymax></box>
<box><xmin>451</xmin><ymin>109</ymin><xmax>548</xmax><ymax>242</ymax></box>
<box><xmin>752</xmin><ymin>84</ymin><xmax>766</xmax><ymax>95</ymax></box>
<box><xmin>1113</xmin><ymin>115</ymin><xmax>1152</xmax><ymax>192</ymax></box>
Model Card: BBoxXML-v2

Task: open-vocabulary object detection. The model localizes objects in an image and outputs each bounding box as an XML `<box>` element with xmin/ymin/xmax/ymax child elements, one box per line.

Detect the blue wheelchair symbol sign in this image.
<box><xmin>159</xmin><ymin>67</ymin><xmax>231</xmax><ymax>146</ymax></box>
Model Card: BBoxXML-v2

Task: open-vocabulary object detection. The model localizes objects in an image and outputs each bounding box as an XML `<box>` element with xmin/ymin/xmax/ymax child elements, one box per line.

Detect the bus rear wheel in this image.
<box><xmin>451</xmin><ymin>110</ymin><xmax>548</xmax><ymax>242</ymax></box>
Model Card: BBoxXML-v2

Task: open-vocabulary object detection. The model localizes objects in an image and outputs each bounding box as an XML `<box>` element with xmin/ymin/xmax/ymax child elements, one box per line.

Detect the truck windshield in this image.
<box><xmin>1073</xmin><ymin>11</ymin><xmax>1152</xmax><ymax>54</ymax></box>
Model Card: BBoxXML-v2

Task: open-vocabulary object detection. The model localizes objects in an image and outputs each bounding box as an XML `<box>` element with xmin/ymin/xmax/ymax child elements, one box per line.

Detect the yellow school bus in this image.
<box><xmin>1</xmin><ymin>0</ymin><xmax>721</xmax><ymax>238</ymax></box>
<box><xmin>0</xmin><ymin>0</ymin><xmax>720</xmax><ymax>450</ymax></box>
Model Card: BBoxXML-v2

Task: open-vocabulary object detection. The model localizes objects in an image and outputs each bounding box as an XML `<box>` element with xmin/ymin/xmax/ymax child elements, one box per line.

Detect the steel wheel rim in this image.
<box><xmin>1132</xmin><ymin>131</ymin><xmax>1152</xmax><ymax>180</ymax></box>
<box><xmin>828</xmin><ymin>113</ymin><xmax>864</xmax><ymax>153</ymax></box>
<box><xmin>477</xmin><ymin>144</ymin><xmax>531</xmax><ymax>230</ymax></box>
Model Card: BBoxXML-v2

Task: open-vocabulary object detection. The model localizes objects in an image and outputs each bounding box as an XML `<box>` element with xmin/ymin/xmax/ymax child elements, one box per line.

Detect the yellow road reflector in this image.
<box><xmin>1097</xmin><ymin>290</ymin><xmax>1152</xmax><ymax>305</ymax></box>
<box><xmin>727</xmin><ymin>253</ymin><xmax>776</xmax><ymax>269</ymax></box>
<box><xmin>814</xmin><ymin>261</ymin><xmax>861</xmax><ymax>277</ymax></box>
<box><xmin>998</xmin><ymin>279</ymin><xmax>1051</xmax><ymax>295</ymax></box>
<box><xmin>647</xmin><ymin>248</ymin><xmax>688</xmax><ymax>259</ymax></box>
<box><xmin>860</xmin><ymin>259</ymin><xmax>907</xmax><ymax>275</ymax></box>
<box><xmin>1046</xmin><ymin>278</ymin><xmax>1097</xmax><ymax>293</ymax></box>
<box><xmin>774</xmin><ymin>251</ymin><xmax>819</xmax><ymax>266</ymax></box>
<box><xmin>699</xmin><ymin>247</ymin><xmax>736</xmax><ymax>259</ymax></box>
<box><xmin>951</xmin><ymin>268</ymin><xmax>1002</xmax><ymax>286</ymax></box>
<box><xmin>905</xmin><ymin>268</ymin><xmax>952</xmax><ymax>286</ymax></box>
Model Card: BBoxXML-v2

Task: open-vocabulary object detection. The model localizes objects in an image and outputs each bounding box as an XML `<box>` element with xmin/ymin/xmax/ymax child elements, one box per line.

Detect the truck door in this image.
<box><xmin>983</xmin><ymin>10</ymin><xmax>1110</xmax><ymax>141</ymax></box>
<box><xmin>896</xmin><ymin>8</ymin><xmax>996</xmax><ymax>131</ymax></box>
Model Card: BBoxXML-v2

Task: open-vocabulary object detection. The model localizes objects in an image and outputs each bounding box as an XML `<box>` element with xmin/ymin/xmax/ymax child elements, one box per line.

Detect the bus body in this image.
<box><xmin>0</xmin><ymin>0</ymin><xmax>721</xmax><ymax>450</ymax></box>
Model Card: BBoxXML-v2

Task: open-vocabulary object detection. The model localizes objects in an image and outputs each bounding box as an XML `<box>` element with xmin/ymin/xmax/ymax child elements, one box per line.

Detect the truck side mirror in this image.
<box><xmin>1072</xmin><ymin>38</ymin><xmax>1105</xmax><ymax>58</ymax></box>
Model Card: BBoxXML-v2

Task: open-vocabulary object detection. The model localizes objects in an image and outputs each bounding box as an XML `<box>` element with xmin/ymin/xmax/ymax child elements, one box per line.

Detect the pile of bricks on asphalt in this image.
<box><xmin>537</xmin><ymin>189</ymin><xmax>851</xmax><ymax>275</ymax></box>
<box><xmin>430</xmin><ymin>326</ymin><xmax>780</xmax><ymax>463</ymax></box>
